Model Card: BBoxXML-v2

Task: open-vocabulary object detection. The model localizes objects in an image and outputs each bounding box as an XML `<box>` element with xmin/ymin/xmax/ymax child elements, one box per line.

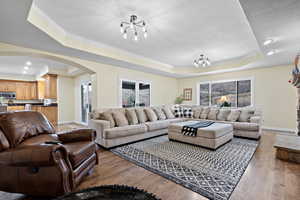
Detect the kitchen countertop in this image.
<box><xmin>6</xmin><ymin>103</ymin><xmax>58</xmax><ymax>107</ymax></box>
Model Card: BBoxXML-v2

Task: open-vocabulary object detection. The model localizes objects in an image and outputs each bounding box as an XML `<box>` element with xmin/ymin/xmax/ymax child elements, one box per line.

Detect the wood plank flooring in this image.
<box><xmin>1</xmin><ymin>131</ymin><xmax>300</xmax><ymax>200</ymax></box>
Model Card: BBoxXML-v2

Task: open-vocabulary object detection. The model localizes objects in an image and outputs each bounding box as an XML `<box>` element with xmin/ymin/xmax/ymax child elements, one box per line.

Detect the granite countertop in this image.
<box><xmin>6</xmin><ymin>103</ymin><xmax>58</xmax><ymax>107</ymax></box>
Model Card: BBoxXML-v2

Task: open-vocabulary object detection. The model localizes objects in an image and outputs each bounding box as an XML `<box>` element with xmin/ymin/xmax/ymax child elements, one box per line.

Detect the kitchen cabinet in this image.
<box><xmin>15</xmin><ymin>81</ymin><xmax>37</xmax><ymax>100</ymax></box>
<box><xmin>37</xmin><ymin>80</ymin><xmax>45</xmax><ymax>99</ymax></box>
<box><xmin>0</xmin><ymin>80</ymin><xmax>37</xmax><ymax>100</ymax></box>
<box><xmin>7</xmin><ymin>106</ymin><xmax>25</xmax><ymax>111</ymax></box>
<box><xmin>0</xmin><ymin>80</ymin><xmax>16</xmax><ymax>92</ymax></box>
<box><xmin>43</xmin><ymin>74</ymin><xmax>57</xmax><ymax>99</ymax></box>
<box><xmin>32</xmin><ymin>105</ymin><xmax>58</xmax><ymax>126</ymax></box>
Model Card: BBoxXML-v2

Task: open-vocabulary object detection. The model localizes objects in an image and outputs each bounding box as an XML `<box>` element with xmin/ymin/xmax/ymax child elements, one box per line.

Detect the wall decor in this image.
<box><xmin>183</xmin><ymin>88</ymin><xmax>192</xmax><ymax>101</ymax></box>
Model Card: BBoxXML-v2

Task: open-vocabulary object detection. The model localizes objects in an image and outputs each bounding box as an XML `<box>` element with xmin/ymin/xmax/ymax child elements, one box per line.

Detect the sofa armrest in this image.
<box><xmin>250</xmin><ymin>116</ymin><xmax>261</xmax><ymax>124</ymax></box>
<box><xmin>89</xmin><ymin>119</ymin><xmax>110</xmax><ymax>139</ymax></box>
<box><xmin>0</xmin><ymin>144</ymin><xmax>68</xmax><ymax>167</ymax></box>
<box><xmin>58</xmin><ymin>129</ymin><xmax>96</xmax><ymax>143</ymax></box>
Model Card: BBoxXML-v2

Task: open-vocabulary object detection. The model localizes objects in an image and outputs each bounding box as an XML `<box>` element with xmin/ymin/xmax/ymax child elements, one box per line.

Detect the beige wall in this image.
<box><xmin>57</xmin><ymin>76</ymin><xmax>75</xmax><ymax>123</ymax></box>
<box><xmin>95</xmin><ymin>64</ymin><xmax>178</xmax><ymax>108</ymax></box>
<box><xmin>178</xmin><ymin>65</ymin><xmax>297</xmax><ymax>131</ymax></box>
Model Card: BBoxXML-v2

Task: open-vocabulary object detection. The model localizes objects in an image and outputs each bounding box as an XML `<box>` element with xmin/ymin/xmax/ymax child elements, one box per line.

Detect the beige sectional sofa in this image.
<box><xmin>88</xmin><ymin>105</ymin><xmax>262</xmax><ymax>148</ymax></box>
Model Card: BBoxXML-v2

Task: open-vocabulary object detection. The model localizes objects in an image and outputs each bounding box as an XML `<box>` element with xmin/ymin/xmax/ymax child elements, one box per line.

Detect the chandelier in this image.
<box><xmin>193</xmin><ymin>54</ymin><xmax>211</xmax><ymax>67</ymax></box>
<box><xmin>120</xmin><ymin>15</ymin><xmax>147</xmax><ymax>41</ymax></box>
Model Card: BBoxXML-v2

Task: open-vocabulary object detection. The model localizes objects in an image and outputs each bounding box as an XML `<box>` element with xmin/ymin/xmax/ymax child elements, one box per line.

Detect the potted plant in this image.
<box><xmin>174</xmin><ymin>95</ymin><xmax>184</xmax><ymax>104</ymax></box>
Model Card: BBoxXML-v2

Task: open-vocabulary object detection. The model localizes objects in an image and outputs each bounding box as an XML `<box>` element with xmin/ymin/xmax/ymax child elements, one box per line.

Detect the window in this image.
<box><xmin>197</xmin><ymin>78</ymin><xmax>252</xmax><ymax>107</ymax></box>
<box><xmin>120</xmin><ymin>79</ymin><xmax>151</xmax><ymax>107</ymax></box>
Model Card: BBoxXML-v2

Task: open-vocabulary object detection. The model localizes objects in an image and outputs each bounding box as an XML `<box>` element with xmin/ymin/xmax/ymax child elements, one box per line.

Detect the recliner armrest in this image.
<box><xmin>58</xmin><ymin>129</ymin><xmax>96</xmax><ymax>143</ymax></box>
<box><xmin>0</xmin><ymin>144</ymin><xmax>68</xmax><ymax>167</ymax></box>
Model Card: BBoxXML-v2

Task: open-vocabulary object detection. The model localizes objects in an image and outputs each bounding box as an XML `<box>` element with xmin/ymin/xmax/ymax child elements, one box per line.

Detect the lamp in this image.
<box><xmin>219</xmin><ymin>96</ymin><xmax>231</xmax><ymax>107</ymax></box>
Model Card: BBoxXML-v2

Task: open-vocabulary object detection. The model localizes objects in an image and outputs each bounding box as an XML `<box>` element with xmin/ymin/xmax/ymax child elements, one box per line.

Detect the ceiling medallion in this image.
<box><xmin>194</xmin><ymin>54</ymin><xmax>211</xmax><ymax>67</ymax></box>
<box><xmin>120</xmin><ymin>15</ymin><xmax>147</xmax><ymax>41</ymax></box>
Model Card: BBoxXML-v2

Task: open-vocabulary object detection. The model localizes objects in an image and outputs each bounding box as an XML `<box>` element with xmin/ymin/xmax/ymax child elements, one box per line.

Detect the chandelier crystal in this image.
<box><xmin>120</xmin><ymin>15</ymin><xmax>147</xmax><ymax>41</ymax></box>
<box><xmin>194</xmin><ymin>54</ymin><xmax>211</xmax><ymax>67</ymax></box>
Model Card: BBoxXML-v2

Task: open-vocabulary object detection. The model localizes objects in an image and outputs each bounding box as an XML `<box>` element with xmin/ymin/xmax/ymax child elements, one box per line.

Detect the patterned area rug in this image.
<box><xmin>111</xmin><ymin>136</ymin><xmax>258</xmax><ymax>200</ymax></box>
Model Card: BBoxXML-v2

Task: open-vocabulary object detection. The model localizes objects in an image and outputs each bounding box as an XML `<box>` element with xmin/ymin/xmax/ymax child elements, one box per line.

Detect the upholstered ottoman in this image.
<box><xmin>168</xmin><ymin>121</ymin><xmax>233</xmax><ymax>149</ymax></box>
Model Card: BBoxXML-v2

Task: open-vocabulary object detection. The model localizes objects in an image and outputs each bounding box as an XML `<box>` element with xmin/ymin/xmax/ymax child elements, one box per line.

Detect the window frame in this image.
<box><xmin>119</xmin><ymin>78</ymin><xmax>152</xmax><ymax>108</ymax></box>
<box><xmin>196</xmin><ymin>77</ymin><xmax>254</xmax><ymax>107</ymax></box>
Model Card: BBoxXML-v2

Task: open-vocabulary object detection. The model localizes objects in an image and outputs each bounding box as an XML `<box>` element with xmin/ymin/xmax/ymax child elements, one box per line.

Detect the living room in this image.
<box><xmin>0</xmin><ymin>0</ymin><xmax>299</xmax><ymax>200</ymax></box>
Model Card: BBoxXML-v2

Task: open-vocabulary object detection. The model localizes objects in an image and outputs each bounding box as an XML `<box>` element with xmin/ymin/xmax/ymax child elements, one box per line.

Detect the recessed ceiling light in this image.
<box><xmin>26</xmin><ymin>61</ymin><xmax>32</xmax><ymax>66</ymax></box>
<box><xmin>263</xmin><ymin>39</ymin><xmax>274</xmax><ymax>46</ymax></box>
<box><xmin>23</xmin><ymin>71</ymin><xmax>27</xmax><ymax>74</ymax></box>
<box><xmin>24</xmin><ymin>66</ymin><xmax>29</xmax><ymax>70</ymax></box>
<box><xmin>267</xmin><ymin>50</ymin><xmax>276</xmax><ymax>56</ymax></box>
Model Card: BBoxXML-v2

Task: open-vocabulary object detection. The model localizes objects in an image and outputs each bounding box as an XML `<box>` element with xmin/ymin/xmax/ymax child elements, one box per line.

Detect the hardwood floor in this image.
<box><xmin>1</xmin><ymin>131</ymin><xmax>300</xmax><ymax>200</ymax></box>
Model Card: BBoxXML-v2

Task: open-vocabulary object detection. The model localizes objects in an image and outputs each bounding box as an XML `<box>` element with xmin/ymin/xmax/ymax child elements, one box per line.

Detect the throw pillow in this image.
<box><xmin>100</xmin><ymin>111</ymin><xmax>115</xmax><ymax>128</ymax></box>
<box><xmin>193</xmin><ymin>107</ymin><xmax>202</xmax><ymax>119</ymax></box>
<box><xmin>153</xmin><ymin>107</ymin><xmax>167</xmax><ymax>120</ymax></box>
<box><xmin>162</xmin><ymin>106</ymin><xmax>175</xmax><ymax>119</ymax></box>
<box><xmin>227</xmin><ymin>109</ymin><xmax>241</xmax><ymax>122</ymax></box>
<box><xmin>173</xmin><ymin>106</ymin><xmax>183</xmax><ymax>118</ymax></box>
<box><xmin>200</xmin><ymin>107</ymin><xmax>210</xmax><ymax>119</ymax></box>
<box><xmin>238</xmin><ymin>109</ymin><xmax>255</xmax><ymax>122</ymax></box>
<box><xmin>112</xmin><ymin>111</ymin><xmax>129</xmax><ymax>127</ymax></box>
<box><xmin>217</xmin><ymin>109</ymin><xmax>231</xmax><ymax>121</ymax></box>
<box><xmin>183</xmin><ymin>107</ymin><xmax>193</xmax><ymax>118</ymax></box>
<box><xmin>144</xmin><ymin>108</ymin><xmax>158</xmax><ymax>121</ymax></box>
<box><xmin>135</xmin><ymin>108</ymin><xmax>148</xmax><ymax>123</ymax></box>
<box><xmin>207</xmin><ymin>108</ymin><xmax>219</xmax><ymax>120</ymax></box>
<box><xmin>126</xmin><ymin>109</ymin><xmax>139</xmax><ymax>125</ymax></box>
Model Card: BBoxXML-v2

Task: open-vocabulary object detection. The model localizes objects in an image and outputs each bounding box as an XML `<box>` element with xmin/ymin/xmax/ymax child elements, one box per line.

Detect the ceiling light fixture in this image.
<box><xmin>26</xmin><ymin>61</ymin><xmax>32</xmax><ymax>66</ymax></box>
<box><xmin>23</xmin><ymin>71</ymin><xmax>27</xmax><ymax>74</ymax></box>
<box><xmin>194</xmin><ymin>54</ymin><xmax>211</xmax><ymax>68</ymax></box>
<box><xmin>24</xmin><ymin>66</ymin><xmax>29</xmax><ymax>70</ymax></box>
<box><xmin>120</xmin><ymin>15</ymin><xmax>147</xmax><ymax>41</ymax></box>
<box><xmin>263</xmin><ymin>39</ymin><xmax>274</xmax><ymax>46</ymax></box>
<box><xmin>267</xmin><ymin>50</ymin><xmax>277</xmax><ymax>56</ymax></box>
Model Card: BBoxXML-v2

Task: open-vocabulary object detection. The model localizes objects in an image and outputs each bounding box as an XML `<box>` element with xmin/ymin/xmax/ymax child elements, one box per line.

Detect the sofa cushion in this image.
<box><xmin>227</xmin><ymin>109</ymin><xmax>241</xmax><ymax>122</ymax></box>
<box><xmin>217</xmin><ymin>109</ymin><xmax>231</xmax><ymax>121</ymax></box>
<box><xmin>200</xmin><ymin>107</ymin><xmax>210</xmax><ymax>119</ymax></box>
<box><xmin>135</xmin><ymin>108</ymin><xmax>148</xmax><ymax>123</ymax></box>
<box><xmin>144</xmin><ymin>108</ymin><xmax>158</xmax><ymax>121</ymax></box>
<box><xmin>145</xmin><ymin>120</ymin><xmax>170</xmax><ymax>131</ymax></box>
<box><xmin>207</xmin><ymin>108</ymin><xmax>219</xmax><ymax>120</ymax></box>
<box><xmin>173</xmin><ymin>106</ymin><xmax>183</xmax><ymax>118</ymax></box>
<box><xmin>153</xmin><ymin>107</ymin><xmax>167</xmax><ymax>120</ymax></box>
<box><xmin>193</xmin><ymin>107</ymin><xmax>202</xmax><ymax>119</ymax></box>
<box><xmin>162</xmin><ymin>106</ymin><xmax>175</xmax><ymax>119</ymax></box>
<box><xmin>126</xmin><ymin>109</ymin><xmax>138</xmax><ymax>125</ymax></box>
<box><xmin>103</xmin><ymin>124</ymin><xmax>147</xmax><ymax>139</ymax></box>
<box><xmin>238</xmin><ymin>109</ymin><xmax>255</xmax><ymax>122</ymax></box>
<box><xmin>183</xmin><ymin>107</ymin><xmax>193</xmax><ymax>118</ymax></box>
<box><xmin>112</xmin><ymin>111</ymin><xmax>129</xmax><ymax>127</ymax></box>
<box><xmin>64</xmin><ymin>141</ymin><xmax>96</xmax><ymax>169</ymax></box>
<box><xmin>100</xmin><ymin>111</ymin><xmax>115</xmax><ymax>128</ymax></box>
<box><xmin>232</xmin><ymin>122</ymin><xmax>259</xmax><ymax>131</ymax></box>
<box><xmin>19</xmin><ymin>134</ymin><xmax>58</xmax><ymax>146</ymax></box>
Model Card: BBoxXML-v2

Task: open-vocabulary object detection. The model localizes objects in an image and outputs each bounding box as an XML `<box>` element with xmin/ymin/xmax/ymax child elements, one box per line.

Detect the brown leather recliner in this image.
<box><xmin>0</xmin><ymin>111</ymin><xmax>98</xmax><ymax>197</ymax></box>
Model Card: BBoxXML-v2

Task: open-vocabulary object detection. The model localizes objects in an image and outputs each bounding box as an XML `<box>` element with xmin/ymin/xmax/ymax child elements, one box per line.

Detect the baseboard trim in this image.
<box><xmin>57</xmin><ymin>121</ymin><xmax>75</xmax><ymax>125</ymax></box>
<box><xmin>262</xmin><ymin>126</ymin><xmax>296</xmax><ymax>134</ymax></box>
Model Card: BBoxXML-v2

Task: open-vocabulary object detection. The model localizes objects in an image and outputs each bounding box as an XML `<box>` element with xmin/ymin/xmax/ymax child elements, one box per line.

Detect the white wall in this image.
<box><xmin>57</xmin><ymin>76</ymin><xmax>75</xmax><ymax>123</ymax></box>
